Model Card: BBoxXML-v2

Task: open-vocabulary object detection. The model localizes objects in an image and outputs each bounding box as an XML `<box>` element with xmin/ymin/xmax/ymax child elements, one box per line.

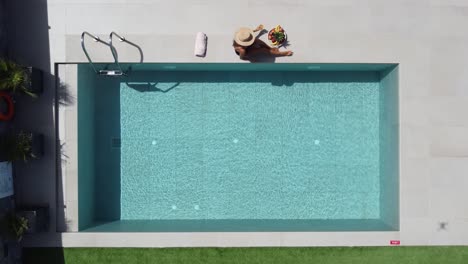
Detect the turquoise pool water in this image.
<box><xmin>78</xmin><ymin>63</ymin><xmax>399</xmax><ymax>232</ymax></box>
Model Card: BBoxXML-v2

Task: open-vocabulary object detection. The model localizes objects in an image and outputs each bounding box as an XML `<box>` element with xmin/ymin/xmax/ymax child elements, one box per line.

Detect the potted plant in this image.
<box><xmin>17</xmin><ymin>206</ymin><xmax>49</xmax><ymax>234</ymax></box>
<box><xmin>0</xmin><ymin>131</ymin><xmax>44</xmax><ymax>162</ymax></box>
<box><xmin>0</xmin><ymin>59</ymin><xmax>43</xmax><ymax>97</ymax></box>
<box><xmin>0</xmin><ymin>211</ymin><xmax>29</xmax><ymax>242</ymax></box>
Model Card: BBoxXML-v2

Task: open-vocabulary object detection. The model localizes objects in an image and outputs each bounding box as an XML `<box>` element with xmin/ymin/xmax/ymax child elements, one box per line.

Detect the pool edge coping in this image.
<box><xmin>53</xmin><ymin>62</ymin><xmax>406</xmax><ymax>248</ymax></box>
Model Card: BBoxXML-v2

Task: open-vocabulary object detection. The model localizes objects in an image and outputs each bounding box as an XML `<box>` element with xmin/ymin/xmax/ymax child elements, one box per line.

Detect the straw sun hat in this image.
<box><xmin>234</xmin><ymin>27</ymin><xmax>255</xmax><ymax>47</ymax></box>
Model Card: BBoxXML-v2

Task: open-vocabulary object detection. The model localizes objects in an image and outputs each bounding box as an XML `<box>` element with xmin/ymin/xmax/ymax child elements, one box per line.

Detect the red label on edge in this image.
<box><xmin>390</xmin><ymin>240</ymin><xmax>400</xmax><ymax>245</ymax></box>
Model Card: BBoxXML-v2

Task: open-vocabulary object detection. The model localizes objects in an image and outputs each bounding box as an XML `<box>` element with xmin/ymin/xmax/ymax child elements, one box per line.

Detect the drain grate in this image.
<box><xmin>111</xmin><ymin>137</ymin><xmax>121</xmax><ymax>148</ymax></box>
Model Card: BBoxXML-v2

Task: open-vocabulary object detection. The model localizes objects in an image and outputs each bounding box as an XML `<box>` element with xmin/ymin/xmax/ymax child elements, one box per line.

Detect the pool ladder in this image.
<box><xmin>81</xmin><ymin>31</ymin><xmax>143</xmax><ymax>76</ymax></box>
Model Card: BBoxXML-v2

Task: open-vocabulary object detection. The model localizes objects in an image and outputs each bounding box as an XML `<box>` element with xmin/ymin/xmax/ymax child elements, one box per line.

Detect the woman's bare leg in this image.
<box><xmin>253</xmin><ymin>40</ymin><xmax>293</xmax><ymax>56</ymax></box>
<box><xmin>270</xmin><ymin>48</ymin><xmax>293</xmax><ymax>56</ymax></box>
<box><xmin>245</xmin><ymin>46</ymin><xmax>293</xmax><ymax>60</ymax></box>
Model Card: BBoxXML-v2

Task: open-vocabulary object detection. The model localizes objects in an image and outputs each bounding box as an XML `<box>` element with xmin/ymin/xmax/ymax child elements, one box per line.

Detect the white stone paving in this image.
<box><xmin>7</xmin><ymin>0</ymin><xmax>468</xmax><ymax>247</ymax></box>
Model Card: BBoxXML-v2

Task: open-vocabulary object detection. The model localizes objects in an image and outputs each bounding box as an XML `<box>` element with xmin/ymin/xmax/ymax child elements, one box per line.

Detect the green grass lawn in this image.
<box><xmin>23</xmin><ymin>247</ymin><xmax>468</xmax><ymax>264</ymax></box>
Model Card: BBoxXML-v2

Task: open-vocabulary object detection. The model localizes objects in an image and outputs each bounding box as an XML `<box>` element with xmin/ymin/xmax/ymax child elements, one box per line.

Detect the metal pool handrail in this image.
<box><xmin>81</xmin><ymin>31</ymin><xmax>124</xmax><ymax>76</ymax></box>
<box><xmin>109</xmin><ymin>31</ymin><xmax>144</xmax><ymax>64</ymax></box>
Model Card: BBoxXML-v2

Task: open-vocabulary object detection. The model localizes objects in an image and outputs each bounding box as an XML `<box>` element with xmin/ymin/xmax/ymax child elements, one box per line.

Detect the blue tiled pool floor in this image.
<box><xmin>119</xmin><ymin>71</ymin><xmax>381</xmax><ymax>221</ymax></box>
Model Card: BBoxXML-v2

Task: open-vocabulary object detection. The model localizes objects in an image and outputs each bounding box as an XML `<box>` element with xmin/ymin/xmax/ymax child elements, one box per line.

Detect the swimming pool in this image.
<box><xmin>78</xmin><ymin>63</ymin><xmax>399</xmax><ymax>232</ymax></box>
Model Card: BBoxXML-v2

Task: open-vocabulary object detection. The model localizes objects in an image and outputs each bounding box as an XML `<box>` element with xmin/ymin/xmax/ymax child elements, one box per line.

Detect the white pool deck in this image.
<box><xmin>5</xmin><ymin>0</ymin><xmax>468</xmax><ymax>247</ymax></box>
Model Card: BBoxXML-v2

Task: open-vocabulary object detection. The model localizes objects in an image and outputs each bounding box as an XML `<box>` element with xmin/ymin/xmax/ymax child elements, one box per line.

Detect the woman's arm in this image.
<box><xmin>253</xmin><ymin>24</ymin><xmax>264</xmax><ymax>32</ymax></box>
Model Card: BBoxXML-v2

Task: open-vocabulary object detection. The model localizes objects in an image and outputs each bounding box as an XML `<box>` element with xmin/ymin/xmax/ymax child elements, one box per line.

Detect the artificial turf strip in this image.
<box><xmin>23</xmin><ymin>247</ymin><xmax>468</xmax><ymax>264</ymax></box>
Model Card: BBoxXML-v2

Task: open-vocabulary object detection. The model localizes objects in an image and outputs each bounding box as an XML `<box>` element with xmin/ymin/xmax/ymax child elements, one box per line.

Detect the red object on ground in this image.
<box><xmin>0</xmin><ymin>92</ymin><xmax>14</xmax><ymax>121</ymax></box>
<box><xmin>390</xmin><ymin>240</ymin><xmax>401</xmax><ymax>245</ymax></box>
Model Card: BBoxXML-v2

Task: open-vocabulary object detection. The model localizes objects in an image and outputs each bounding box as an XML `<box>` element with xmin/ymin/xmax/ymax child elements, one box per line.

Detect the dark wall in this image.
<box><xmin>379</xmin><ymin>66</ymin><xmax>400</xmax><ymax>230</ymax></box>
<box><xmin>93</xmin><ymin>76</ymin><xmax>121</xmax><ymax>222</ymax></box>
<box><xmin>0</xmin><ymin>0</ymin><xmax>6</xmax><ymax>57</ymax></box>
<box><xmin>0</xmin><ymin>0</ymin><xmax>8</xmax><ymax>134</ymax></box>
<box><xmin>77</xmin><ymin>65</ymin><xmax>121</xmax><ymax>230</ymax></box>
<box><xmin>77</xmin><ymin>65</ymin><xmax>96</xmax><ymax>230</ymax></box>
